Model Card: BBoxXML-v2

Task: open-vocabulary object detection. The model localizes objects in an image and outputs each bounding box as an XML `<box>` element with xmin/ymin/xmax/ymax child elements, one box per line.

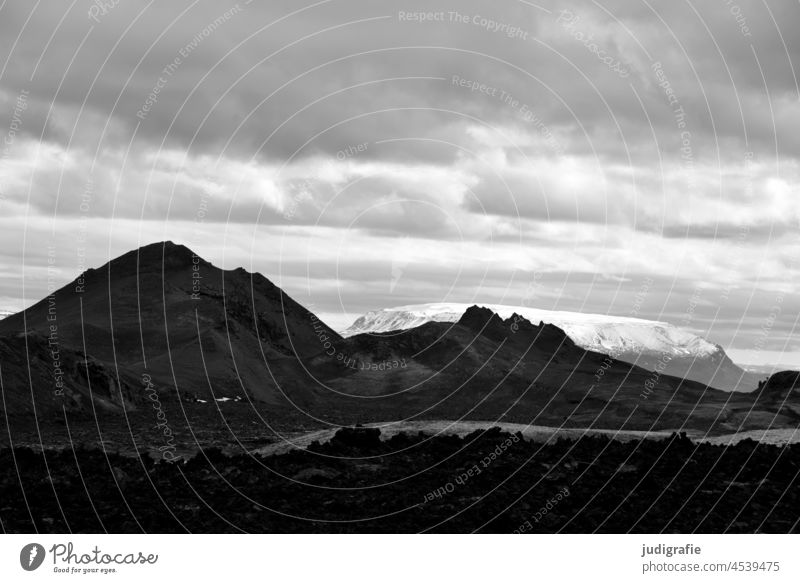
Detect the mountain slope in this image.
<box><xmin>343</xmin><ymin>303</ymin><xmax>762</xmax><ymax>392</ymax></box>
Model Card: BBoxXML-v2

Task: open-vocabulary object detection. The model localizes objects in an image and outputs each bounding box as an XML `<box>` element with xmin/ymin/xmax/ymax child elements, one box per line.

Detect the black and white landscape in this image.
<box><xmin>0</xmin><ymin>1</ymin><xmax>799</xmax><ymax>534</ymax></box>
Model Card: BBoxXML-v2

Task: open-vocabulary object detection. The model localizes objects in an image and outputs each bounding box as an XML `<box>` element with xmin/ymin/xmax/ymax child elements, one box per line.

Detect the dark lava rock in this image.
<box><xmin>327</xmin><ymin>426</ymin><xmax>382</xmax><ymax>451</ymax></box>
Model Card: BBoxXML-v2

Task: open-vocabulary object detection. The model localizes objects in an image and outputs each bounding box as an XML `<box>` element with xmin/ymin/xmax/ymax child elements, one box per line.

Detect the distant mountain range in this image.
<box><xmin>0</xmin><ymin>242</ymin><xmax>795</xmax><ymax>436</ymax></box>
<box><xmin>344</xmin><ymin>303</ymin><xmax>763</xmax><ymax>393</ymax></box>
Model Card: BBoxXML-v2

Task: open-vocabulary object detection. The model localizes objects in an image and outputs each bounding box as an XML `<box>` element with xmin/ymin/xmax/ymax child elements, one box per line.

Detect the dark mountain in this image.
<box><xmin>316</xmin><ymin>306</ymin><xmax>791</xmax><ymax>433</ymax></box>
<box><xmin>0</xmin><ymin>241</ymin><xmax>339</xmax><ymax>415</ymax></box>
<box><xmin>342</xmin><ymin>303</ymin><xmax>764</xmax><ymax>392</ymax></box>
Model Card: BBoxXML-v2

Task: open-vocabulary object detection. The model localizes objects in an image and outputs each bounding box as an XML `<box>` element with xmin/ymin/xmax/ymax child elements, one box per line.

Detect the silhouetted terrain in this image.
<box><xmin>1</xmin><ymin>427</ymin><xmax>798</xmax><ymax>533</ymax></box>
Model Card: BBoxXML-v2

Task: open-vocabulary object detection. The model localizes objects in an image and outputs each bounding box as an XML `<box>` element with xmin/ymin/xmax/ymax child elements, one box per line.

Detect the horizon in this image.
<box><xmin>0</xmin><ymin>238</ymin><xmax>797</xmax><ymax>370</ymax></box>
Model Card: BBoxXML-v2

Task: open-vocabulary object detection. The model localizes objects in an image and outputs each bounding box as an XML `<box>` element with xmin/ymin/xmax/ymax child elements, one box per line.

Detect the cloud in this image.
<box><xmin>0</xmin><ymin>0</ymin><xmax>799</xmax><ymax>364</ymax></box>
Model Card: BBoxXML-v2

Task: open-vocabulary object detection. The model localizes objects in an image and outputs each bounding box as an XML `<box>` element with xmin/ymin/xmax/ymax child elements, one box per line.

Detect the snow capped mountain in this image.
<box><xmin>343</xmin><ymin>302</ymin><xmax>720</xmax><ymax>358</ymax></box>
<box><xmin>343</xmin><ymin>303</ymin><xmax>761</xmax><ymax>392</ymax></box>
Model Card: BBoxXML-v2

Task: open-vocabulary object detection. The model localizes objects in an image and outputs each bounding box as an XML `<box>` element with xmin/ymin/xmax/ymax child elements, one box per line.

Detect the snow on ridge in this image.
<box><xmin>342</xmin><ymin>302</ymin><xmax>721</xmax><ymax>359</ymax></box>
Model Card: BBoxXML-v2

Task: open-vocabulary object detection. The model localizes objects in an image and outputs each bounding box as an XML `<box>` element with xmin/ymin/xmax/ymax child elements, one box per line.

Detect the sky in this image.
<box><xmin>0</xmin><ymin>0</ymin><xmax>798</xmax><ymax>367</ymax></box>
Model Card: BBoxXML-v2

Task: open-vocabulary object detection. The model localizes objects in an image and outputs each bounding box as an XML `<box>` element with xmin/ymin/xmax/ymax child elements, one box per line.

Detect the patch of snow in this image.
<box><xmin>215</xmin><ymin>396</ymin><xmax>243</xmax><ymax>402</ymax></box>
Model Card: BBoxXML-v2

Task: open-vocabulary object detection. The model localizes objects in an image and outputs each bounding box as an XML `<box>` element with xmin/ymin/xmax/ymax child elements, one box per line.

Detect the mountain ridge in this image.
<box><xmin>342</xmin><ymin>302</ymin><xmax>763</xmax><ymax>392</ymax></box>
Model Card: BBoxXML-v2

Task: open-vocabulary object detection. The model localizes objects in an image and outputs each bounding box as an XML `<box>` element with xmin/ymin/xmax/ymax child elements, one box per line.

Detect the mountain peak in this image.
<box><xmin>459</xmin><ymin>304</ymin><xmax>494</xmax><ymax>321</ymax></box>
<box><xmin>458</xmin><ymin>305</ymin><xmax>504</xmax><ymax>331</ymax></box>
<box><xmin>108</xmin><ymin>240</ymin><xmax>204</xmax><ymax>273</ymax></box>
<box><xmin>138</xmin><ymin>239</ymin><xmax>197</xmax><ymax>261</ymax></box>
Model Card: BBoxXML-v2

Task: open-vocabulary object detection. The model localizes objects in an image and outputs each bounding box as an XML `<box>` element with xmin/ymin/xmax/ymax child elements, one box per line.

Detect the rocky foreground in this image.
<box><xmin>1</xmin><ymin>427</ymin><xmax>798</xmax><ymax>533</ymax></box>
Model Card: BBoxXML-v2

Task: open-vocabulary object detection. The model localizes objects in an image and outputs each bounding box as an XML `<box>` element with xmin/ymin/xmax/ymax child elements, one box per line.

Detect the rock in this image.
<box><xmin>329</xmin><ymin>426</ymin><xmax>382</xmax><ymax>451</ymax></box>
<box><xmin>112</xmin><ymin>466</ymin><xmax>130</xmax><ymax>488</ymax></box>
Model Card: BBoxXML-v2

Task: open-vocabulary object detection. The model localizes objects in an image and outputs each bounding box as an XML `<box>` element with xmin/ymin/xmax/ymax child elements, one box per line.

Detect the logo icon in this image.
<box><xmin>20</xmin><ymin>543</ymin><xmax>46</xmax><ymax>571</ymax></box>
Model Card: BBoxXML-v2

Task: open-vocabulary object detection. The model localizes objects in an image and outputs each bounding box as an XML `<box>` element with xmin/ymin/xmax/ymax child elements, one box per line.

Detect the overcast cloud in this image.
<box><xmin>0</xmin><ymin>0</ymin><xmax>798</xmax><ymax>366</ymax></box>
